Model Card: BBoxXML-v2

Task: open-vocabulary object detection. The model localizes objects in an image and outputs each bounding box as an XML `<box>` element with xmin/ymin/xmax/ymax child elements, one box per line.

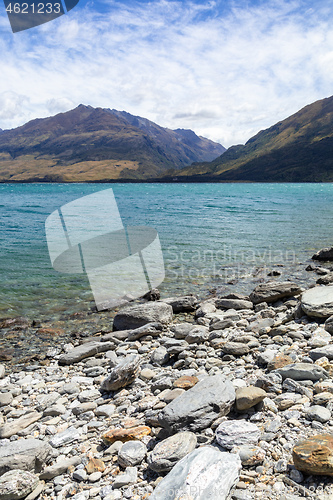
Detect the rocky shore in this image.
<box><xmin>2</xmin><ymin>253</ymin><xmax>333</xmax><ymax>499</ymax></box>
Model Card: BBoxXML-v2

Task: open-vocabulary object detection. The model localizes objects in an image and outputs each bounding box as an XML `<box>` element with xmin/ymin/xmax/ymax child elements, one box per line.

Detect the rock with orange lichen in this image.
<box><xmin>173</xmin><ymin>375</ymin><xmax>198</xmax><ymax>389</ymax></box>
<box><xmin>102</xmin><ymin>426</ymin><xmax>151</xmax><ymax>445</ymax></box>
<box><xmin>293</xmin><ymin>434</ymin><xmax>333</xmax><ymax>475</ymax></box>
<box><xmin>86</xmin><ymin>456</ymin><xmax>106</xmax><ymax>474</ymax></box>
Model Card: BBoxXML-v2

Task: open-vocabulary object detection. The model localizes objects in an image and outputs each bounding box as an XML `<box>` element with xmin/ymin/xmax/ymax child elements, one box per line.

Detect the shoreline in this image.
<box><xmin>1</xmin><ymin>256</ymin><xmax>333</xmax><ymax>498</ymax></box>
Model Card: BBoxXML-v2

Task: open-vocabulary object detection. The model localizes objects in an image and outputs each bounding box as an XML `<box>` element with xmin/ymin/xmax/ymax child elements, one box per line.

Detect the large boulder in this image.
<box><xmin>149</xmin><ymin>446</ymin><xmax>241</xmax><ymax>500</ymax></box>
<box><xmin>301</xmin><ymin>286</ymin><xmax>333</xmax><ymax>318</ymax></box>
<box><xmin>113</xmin><ymin>302</ymin><xmax>173</xmax><ymax>331</ymax></box>
<box><xmin>161</xmin><ymin>295</ymin><xmax>198</xmax><ymax>313</ymax></box>
<box><xmin>249</xmin><ymin>281</ymin><xmax>301</xmax><ymax>304</ymax></box>
<box><xmin>0</xmin><ymin>438</ymin><xmax>52</xmax><ymax>475</ymax></box>
<box><xmin>158</xmin><ymin>374</ymin><xmax>235</xmax><ymax>433</ymax></box>
<box><xmin>312</xmin><ymin>247</ymin><xmax>333</xmax><ymax>261</ymax></box>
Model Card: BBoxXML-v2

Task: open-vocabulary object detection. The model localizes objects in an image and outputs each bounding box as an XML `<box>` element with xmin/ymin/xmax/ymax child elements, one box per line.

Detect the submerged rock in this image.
<box><xmin>312</xmin><ymin>247</ymin><xmax>333</xmax><ymax>261</ymax></box>
<box><xmin>149</xmin><ymin>446</ymin><xmax>241</xmax><ymax>500</ymax></box>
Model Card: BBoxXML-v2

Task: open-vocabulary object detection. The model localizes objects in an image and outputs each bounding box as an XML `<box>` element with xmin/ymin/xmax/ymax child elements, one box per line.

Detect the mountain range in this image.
<box><xmin>0</xmin><ymin>105</ymin><xmax>225</xmax><ymax>182</ymax></box>
<box><xmin>167</xmin><ymin>95</ymin><xmax>333</xmax><ymax>182</ymax></box>
<box><xmin>1</xmin><ymin>95</ymin><xmax>333</xmax><ymax>182</ymax></box>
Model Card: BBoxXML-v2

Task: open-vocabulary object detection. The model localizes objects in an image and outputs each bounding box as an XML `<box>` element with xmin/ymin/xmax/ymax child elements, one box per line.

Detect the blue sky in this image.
<box><xmin>1</xmin><ymin>0</ymin><xmax>333</xmax><ymax>147</ymax></box>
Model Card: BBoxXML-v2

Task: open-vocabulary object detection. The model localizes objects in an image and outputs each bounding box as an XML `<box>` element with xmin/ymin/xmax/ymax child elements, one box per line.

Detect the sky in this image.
<box><xmin>1</xmin><ymin>0</ymin><xmax>333</xmax><ymax>148</ymax></box>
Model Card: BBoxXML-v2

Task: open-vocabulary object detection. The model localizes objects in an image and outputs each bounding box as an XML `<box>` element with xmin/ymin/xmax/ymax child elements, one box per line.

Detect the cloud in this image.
<box><xmin>0</xmin><ymin>0</ymin><xmax>333</xmax><ymax>147</ymax></box>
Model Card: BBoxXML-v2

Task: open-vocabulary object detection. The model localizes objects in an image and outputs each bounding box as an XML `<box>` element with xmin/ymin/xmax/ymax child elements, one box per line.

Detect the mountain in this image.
<box><xmin>166</xmin><ymin>95</ymin><xmax>333</xmax><ymax>182</ymax></box>
<box><xmin>0</xmin><ymin>105</ymin><xmax>225</xmax><ymax>182</ymax></box>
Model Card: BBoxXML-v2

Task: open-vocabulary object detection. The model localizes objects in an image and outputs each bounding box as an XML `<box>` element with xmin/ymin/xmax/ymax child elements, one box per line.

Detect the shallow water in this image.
<box><xmin>1</xmin><ymin>182</ymin><xmax>333</xmax><ymax>320</ymax></box>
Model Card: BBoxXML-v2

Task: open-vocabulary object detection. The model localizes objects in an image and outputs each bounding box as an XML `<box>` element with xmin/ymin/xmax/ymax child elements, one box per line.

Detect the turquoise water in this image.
<box><xmin>1</xmin><ymin>183</ymin><xmax>333</xmax><ymax>320</ymax></box>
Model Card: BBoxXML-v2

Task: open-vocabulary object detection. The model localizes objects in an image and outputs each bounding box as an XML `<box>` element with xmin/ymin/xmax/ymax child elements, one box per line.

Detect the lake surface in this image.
<box><xmin>1</xmin><ymin>182</ymin><xmax>333</xmax><ymax>320</ymax></box>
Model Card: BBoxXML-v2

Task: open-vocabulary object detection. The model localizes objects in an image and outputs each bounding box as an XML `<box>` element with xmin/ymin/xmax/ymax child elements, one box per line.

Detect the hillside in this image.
<box><xmin>168</xmin><ymin>95</ymin><xmax>333</xmax><ymax>182</ymax></box>
<box><xmin>0</xmin><ymin>105</ymin><xmax>225</xmax><ymax>182</ymax></box>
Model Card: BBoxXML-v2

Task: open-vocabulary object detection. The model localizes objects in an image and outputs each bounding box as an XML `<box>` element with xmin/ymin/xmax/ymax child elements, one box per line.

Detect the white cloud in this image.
<box><xmin>0</xmin><ymin>0</ymin><xmax>333</xmax><ymax>147</ymax></box>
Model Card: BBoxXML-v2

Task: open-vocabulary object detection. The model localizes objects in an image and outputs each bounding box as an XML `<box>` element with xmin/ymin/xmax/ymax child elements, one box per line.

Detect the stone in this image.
<box><xmin>102</xmin><ymin>426</ymin><xmax>151</xmax><ymax>445</ymax></box>
<box><xmin>158</xmin><ymin>374</ymin><xmax>235</xmax><ymax>433</ymax></box>
<box><xmin>127</xmin><ymin>322</ymin><xmax>163</xmax><ymax>341</ymax></box>
<box><xmin>101</xmin><ymin>355</ymin><xmax>140</xmax><ymax>391</ymax></box>
<box><xmin>221</xmin><ymin>342</ymin><xmax>250</xmax><ymax>356</ymax></box>
<box><xmin>235</xmin><ymin>445</ymin><xmax>266</xmax><ymax>466</ymax></box>
<box><xmin>273</xmin><ymin>363</ymin><xmax>329</xmax><ymax>381</ymax></box>
<box><xmin>301</xmin><ymin>286</ymin><xmax>333</xmax><ymax>318</ymax></box>
<box><xmin>173</xmin><ymin>376</ymin><xmax>198</xmax><ymax>389</ymax></box>
<box><xmin>215</xmin><ymin>420</ymin><xmax>261</xmax><ymax>449</ymax></box>
<box><xmin>293</xmin><ymin>434</ymin><xmax>333</xmax><ymax>475</ymax></box>
<box><xmin>308</xmin><ymin>327</ymin><xmax>332</xmax><ymax>347</ymax></box>
<box><xmin>310</xmin><ymin>345</ymin><xmax>333</xmax><ymax>361</ymax></box>
<box><xmin>267</xmin><ymin>354</ymin><xmax>294</xmax><ymax>371</ymax></box>
<box><xmin>185</xmin><ymin>326</ymin><xmax>209</xmax><ymax>344</ymax></box>
<box><xmin>40</xmin><ymin>457</ymin><xmax>82</xmax><ymax>480</ymax></box>
<box><xmin>150</xmin><ymin>346</ymin><xmax>169</xmax><ymax>366</ymax></box>
<box><xmin>161</xmin><ymin>388</ymin><xmax>185</xmax><ymax>403</ymax></box>
<box><xmin>58</xmin><ymin>341</ymin><xmax>115</xmax><ymax>365</ymax></box>
<box><xmin>0</xmin><ymin>365</ymin><xmax>5</xmax><ymax>379</ymax></box>
<box><xmin>312</xmin><ymin>247</ymin><xmax>333</xmax><ymax>261</ymax></box>
<box><xmin>149</xmin><ymin>446</ymin><xmax>241</xmax><ymax>500</ymax></box>
<box><xmin>306</xmin><ymin>405</ymin><xmax>331</xmax><ymax>423</ymax></box>
<box><xmin>73</xmin><ymin>469</ymin><xmax>87</xmax><ymax>481</ymax></box>
<box><xmin>0</xmin><ymin>393</ymin><xmax>13</xmax><ymax>407</ymax></box>
<box><xmin>95</xmin><ymin>404</ymin><xmax>116</xmax><ymax>417</ymax></box>
<box><xmin>0</xmin><ymin>469</ymin><xmax>38</xmax><ymax>500</ymax></box>
<box><xmin>235</xmin><ymin>386</ymin><xmax>267</xmax><ymax>411</ymax></box>
<box><xmin>195</xmin><ymin>301</ymin><xmax>216</xmax><ymax>317</ymax></box>
<box><xmin>112</xmin><ymin>467</ymin><xmax>137</xmax><ymax>488</ymax></box>
<box><xmin>161</xmin><ymin>295</ymin><xmax>198</xmax><ymax>312</ymax></box>
<box><xmin>317</xmin><ymin>273</ymin><xmax>333</xmax><ymax>285</ymax></box>
<box><xmin>147</xmin><ymin>431</ymin><xmax>197</xmax><ymax>472</ymax></box>
<box><xmin>85</xmin><ymin>456</ymin><xmax>106</xmax><ymax>474</ymax></box>
<box><xmin>325</xmin><ymin>315</ymin><xmax>333</xmax><ymax>334</ymax></box>
<box><xmin>249</xmin><ymin>282</ymin><xmax>301</xmax><ymax>304</ymax></box>
<box><xmin>113</xmin><ymin>302</ymin><xmax>173</xmax><ymax>331</ymax></box>
<box><xmin>118</xmin><ymin>440</ymin><xmax>147</xmax><ymax>467</ymax></box>
<box><xmin>170</xmin><ymin>323</ymin><xmax>194</xmax><ymax>339</ymax></box>
<box><xmin>216</xmin><ymin>298</ymin><xmax>253</xmax><ymax>310</ymax></box>
<box><xmin>0</xmin><ymin>438</ymin><xmax>51</xmax><ymax>474</ymax></box>
<box><xmin>78</xmin><ymin>389</ymin><xmax>101</xmax><ymax>402</ymax></box>
<box><xmin>49</xmin><ymin>426</ymin><xmax>81</xmax><ymax>448</ymax></box>
<box><xmin>0</xmin><ymin>412</ymin><xmax>42</xmax><ymax>438</ymax></box>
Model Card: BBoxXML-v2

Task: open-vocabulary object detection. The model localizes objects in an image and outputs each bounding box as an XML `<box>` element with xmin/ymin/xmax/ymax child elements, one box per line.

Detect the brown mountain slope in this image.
<box><xmin>168</xmin><ymin>95</ymin><xmax>333</xmax><ymax>182</ymax></box>
<box><xmin>0</xmin><ymin>105</ymin><xmax>225</xmax><ymax>182</ymax></box>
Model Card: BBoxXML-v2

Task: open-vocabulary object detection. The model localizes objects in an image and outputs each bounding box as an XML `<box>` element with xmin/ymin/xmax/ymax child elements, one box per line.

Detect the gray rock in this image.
<box><xmin>78</xmin><ymin>389</ymin><xmax>101</xmax><ymax>403</ymax></box>
<box><xmin>59</xmin><ymin>382</ymin><xmax>80</xmax><ymax>395</ymax></box>
<box><xmin>317</xmin><ymin>273</ymin><xmax>333</xmax><ymax>285</ymax></box>
<box><xmin>150</xmin><ymin>346</ymin><xmax>169</xmax><ymax>366</ymax></box>
<box><xmin>118</xmin><ymin>441</ymin><xmax>147</xmax><ymax>467</ymax></box>
<box><xmin>216</xmin><ymin>298</ymin><xmax>253</xmax><ymax>310</ymax></box>
<box><xmin>127</xmin><ymin>322</ymin><xmax>163</xmax><ymax>341</ymax></box>
<box><xmin>149</xmin><ymin>446</ymin><xmax>241</xmax><ymax>500</ymax></box>
<box><xmin>195</xmin><ymin>301</ymin><xmax>216</xmax><ymax>317</ymax></box>
<box><xmin>101</xmin><ymin>354</ymin><xmax>140</xmax><ymax>391</ymax></box>
<box><xmin>215</xmin><ymin>420</ymin><xmax>261</xmax><ymax>449</ymax></box>
<box><xmin>312</xmin><ymin>247</ymin><xmax>333</xmax><ymax>261</ymax></box>
<box><xmin>0</xmin><ymin>438</ymin><xmax>52</xmax><ymax>474</ymax></box>
<box><xmin>161</xmin><ymin>295</ymin><xmax>198</xmax><ymax>313</ymax></box>
<box><xmin>0</xmin><ymin>469</ymin><xmax>39</xmax><ymax>500</ymax></box>
<box><xmin>301</xmin><ymin>286</ymin><xmax>333</xmax><ymax>318</ymax></box>
<box><xmin>0</xmin><ymin>365</ymin><xmax>5</xmax><ymax>379</ymax></box>
<box><xmin>113</xmin><ymin>302</ymin><xmax>173</xmax><ymax>331</ymax></box>
<box><xmin>273</xmin><ymin>363</ymin><xmax>329</xmax><ymax>381</ymax></box>
<box><xmin>0</xmin><ymin>393</ymin><xmax>13</xmax><ymax>407</ymax></box>
<box><xmin>185</xmin><ymin>326</ymin><xmax>209</xmax><ymax>344</ymax></box>
<box><xmin>58</xmin><ymin>341</ymin><xmax>115</xmax><ymax>365</ymax></box>
<box><xmin>95</xmin><ymin>404</ymin><xmax>116</xmax><ymax>417</ymax></box>
<box><xmin>73</xmin><ymin>469</ymin><xmax>87</xmax><ymax>481</ymax></box>
<box><xmin>249</xmin><ymin>282</ymin><xmax>301</xmax><ymax>304</ymax></box>
<box><xmin>170</xmin><ymin>323</ymin><xmax>194</xmax><ymax>339</ymax></box>
<box><xmin>147</xmin><ymin>431</ymin><xmax>197</xmax><ymax>472</ymax></box>
<box><xmin>209</xmin><ymin>318</ymin><xmax>235</xmax><ymax>331</ymax></box>
<box><xmin>306</xmin><ymin>405</ymin><xmax>331</xmax><ymax>423</ymax></box>
<box><xmin>112</xmin><ymin>466</ymin><xmax>137</xmax><ymax>488</ymax></box>
<box><xmin>158</xmin><ymin>374</ymin><xmax>235</xmax><ymax>432</ymax></box>
<box><xmin>0</xmin><ymin>412</ymin><xmax>42</xmax><ymax>438</ymax></box>
<box><xmin>221</xmin><ymin>342</ymin><xmax>250</xmax><ymax>356</ymax></box>
<box><xmin>309</xmin><ymin>345</ymin><xmax>333</xmax><ymax>361</ymax></box>
<box><xmin>49</xmin><ymin>426</ymin><xmax>81</xmax><ymax>448</ymax></box>
<box><xmin>235</xmin><ymin>445</ymin><xmax>265</xmax><ymax>466</ymax></box>
<box><xmin>325</xmin><ymin>315</ymin><xmax>333</xmax><ymax>334</ymax></box>
<box><xmin>40</xmin><ymin>457</ymin><xmax>82</xmax><ymax>480</ymax></box>
<box><xmin>35</xmin><ymin>392</ymin><xmax>61</xmax><ymax>411</ymax></box>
